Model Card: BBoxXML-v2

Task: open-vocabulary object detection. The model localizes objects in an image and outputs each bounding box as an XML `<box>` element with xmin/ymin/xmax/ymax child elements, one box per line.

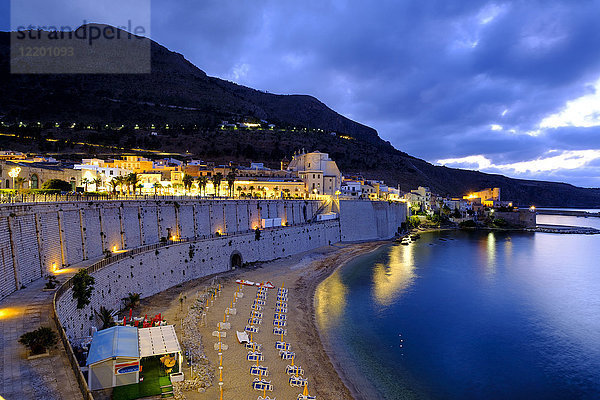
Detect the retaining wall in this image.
<box><xmin>0</xmin><ymin>199</ymin><xmax>321</xmax><ymax>300</ymax></box>
<box><xmin>55</xmin><ymin>221</ymin><xmax>340</xmax><ymax>340</ymax></box>
<box><xmin>336</xmin><ymin>200</ymin><xmax>408</xmax><ymax>242</ymax></box>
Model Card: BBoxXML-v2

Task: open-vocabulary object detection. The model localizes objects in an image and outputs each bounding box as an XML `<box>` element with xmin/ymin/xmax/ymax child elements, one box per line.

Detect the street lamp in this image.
<box><xmin>8</xmin><ymin>167</ymin><xmax>21</xmax><ymax>189</ymax></box>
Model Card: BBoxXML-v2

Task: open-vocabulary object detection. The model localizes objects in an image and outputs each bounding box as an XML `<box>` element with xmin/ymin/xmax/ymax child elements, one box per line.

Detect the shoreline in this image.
<box><xmin>135</xmin><ymin>241</ymin><xmax>388</xmax><ymax>400</ymax></box>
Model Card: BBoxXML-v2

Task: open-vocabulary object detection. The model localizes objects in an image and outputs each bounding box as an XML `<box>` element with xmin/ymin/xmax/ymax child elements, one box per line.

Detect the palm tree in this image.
<box><xmin>236</xmin><ymin>186</ymin><xmax>242</xmax><ymax>198</ymax></box>
<box><xmin>82</xmin><ymin>177</ymin><xmax>91</xmax><ymax>192</ymax></box>
<box><xmin>283</xmin><ymin>188</ymin><xmax>291</xmax><ymax>199</ymax></box>
<box><xmin>182</xmin><ymin>174</ymin><xmax>194</xmax><ymax>194</ymax></box>
<box><xmin>154</xmin><ymin>182</ymin><xmax>162</xmax><ymax>196</ymax></box>
<box><xmin>107</xmin><ymin>179</ymin><xmax>117</xmax><ymax>195</ymax></box>
<box><xmin>126</xmin><ymin>173</ymin><xmax>141</xmax><ymax>195</ymax></box>
<box><xmin>211</xmin><ymin>172</ymin><xmax>223</xmax><ymax>196</ymax></box>
<box><xmin>121</xmin><ymin>292</ymin><xmax>141</xmax><ymax>310</ymax></box>
<box><xmin>226</xmin><ymin>170</ymin><xmax>236</xmax><ymax>197</ymax></box>
<box><xmin>197</xmin><ymin>176</ymin><xmax>208</xmax><ymax>196</ymax></box>
<box><xmin>261</xmin><ymin>186</ymin><xmax>267</xmax><ymax>198</ymax></box>
<box><xmin>14</xmin><ymin>177</ymin><xmax>26</xmax><ymax>191</ymax></box>
<box><xmin>274</xmin><ymin>186</ymin><xmax>280</xmax><ymax>199</ymax></box>
<box><xmin>95</xmin><ymin>306</ymin><xmax>116</xmax><ymax>330</ymax></box>
<box><xmin>93</xmin><ymin>177</ymin><xmax>102</xmax><ymax>191</ymax></box>
<box><xmin>113</xmin><ymin>176</ymin><xmax>126</xmax><ymax>194</ymax></box>
<box><xmin>249</xmin><ymin>185</ymin><xmax>255</xmax><ymax>198</ymax></box>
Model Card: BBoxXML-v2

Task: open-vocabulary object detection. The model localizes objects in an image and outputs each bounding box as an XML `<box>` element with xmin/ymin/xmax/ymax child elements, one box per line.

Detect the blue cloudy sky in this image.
<box><xmin>3</xmin><ymin>0</ymin><xmax>600</xmax><ymax>187</ymax></box>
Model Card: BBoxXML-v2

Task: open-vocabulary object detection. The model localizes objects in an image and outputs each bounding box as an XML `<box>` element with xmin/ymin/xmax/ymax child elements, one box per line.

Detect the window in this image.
<box><xmin>110</xmin><ymin>170</ymin><xmax>114</xmax><ymax>176</ymax></box>
<box><xmin>6</xmin><ymin>179</ymin><xmax>9</xmax><ymax>188</ymax></box>
<box><xmin>30</xmin><ymin>174</ymin><xmax>39</xmax><ymax>189</ymax></box>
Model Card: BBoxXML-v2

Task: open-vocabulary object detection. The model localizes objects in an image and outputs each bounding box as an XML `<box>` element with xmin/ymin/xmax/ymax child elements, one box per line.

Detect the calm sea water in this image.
<box><xmin>316</xmin><ymin>218</ymin><xmax>600</xmax><ymax>399</ymax></box>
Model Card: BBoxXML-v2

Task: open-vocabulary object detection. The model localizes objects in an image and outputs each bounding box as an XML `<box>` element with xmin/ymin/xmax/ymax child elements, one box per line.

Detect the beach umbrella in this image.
<box><xmin>263</xmin><ymin>387</ymin><xmax>266</xmax><ymax>398</ymax></box>
<box><xmin>158</xmin><ymin>313</ymin><xmax>162</xmax><ymax>321</ymax></box>
<box><xmin>122</xmin><ymin>316</ymin><xmax>126</xmax><ymax>326</ymax></box>
<box><xmin>282</xmin><ymin>281</ymin><xmax>284</xmax><ymax>288</ymax></box>
<box><xmin>256</xmin><ymin>358</ymin><xmax>259</xmax><ymax>367</ymax></box>
<box><xmin>281</xmin><ymin>332</ymin><xmax>284</xmax><ymax>342</ymax></box>
<box><xmin>250</xmin><ymin>332</ymin><xmax>253</xmax><ymax>342</ymax></box>
<box><xmin>291</xmin><ymin>355</ymin><xmax>295</xmax><ymax>366</ymax></box>
<box><xmin>303</xmin><ymin>383</ymin><xmax>309</xmax><ymax>396</ymax></box>
<box><xmin>220</xmin><ymin>384</ymin><xmax>223</xmax><ymax>400</ymax></box>
<box><xmin>128</xmin><ymin>308</ymin><xmax>132</xmax><ymax>321</ymax></box>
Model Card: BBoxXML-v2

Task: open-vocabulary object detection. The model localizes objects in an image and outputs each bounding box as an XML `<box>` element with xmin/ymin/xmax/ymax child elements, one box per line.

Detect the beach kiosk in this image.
<box><xmin>86</xmin><ymin>326</ymin><xmax>140</xmax><ymax>390</ymax></box>
<box><xmin>86</xmin><ymin>325</ymin><xmax>183</xmax><ymax>391</ymax></box>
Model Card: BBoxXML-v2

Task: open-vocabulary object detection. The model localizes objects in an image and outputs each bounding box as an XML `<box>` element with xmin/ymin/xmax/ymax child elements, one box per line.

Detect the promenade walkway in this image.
<box><xmin>0</xmin><ymin>271</ymin><xmax>83</xmax><ymax>400</ymax></box>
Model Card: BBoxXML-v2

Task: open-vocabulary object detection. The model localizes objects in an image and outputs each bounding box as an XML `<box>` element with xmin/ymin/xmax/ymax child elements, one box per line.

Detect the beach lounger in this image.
<box><xmin>275</xmin><ymin>306</ymin><xmax>287</xmax><ymax>313</ymax></box>
<box><xmin>250</xmin><ymin>365</ymin><xmax>269</xmax><ymax>376</ymax></box>
<box><xmin>228</xmin><ymin>307</ymin><xmax>237</xmax><ymax>315</ymax></box>
<box><xmin>248</xmin><ymin>317</ymin><xmax>262</xmax><ymax>325</ymax></box>
<box><xmin>289</xmin><ymin>376</ymin><xmax>308</xmax><ymax>387</ymax></box>
<box><xmin>297</xmin><ymin>395</ymin><xmax>316</xmax><ymax>400</ymax></box>
<box><xmin>235</xmin><ymin>291</ymin><xmax>244</xmax><ymax>299</ymax></box>
<box><xmin>273</xmin><ymin>319</ymin><xmax>286</xmax><ymax>327</ymax></box>
<box><xmin>252</xmin><ymin>378</ymin><xmax>273</xmax><ymax>391</ymax></box>
<box><xmin>275</xmin><ymin>300</ymin><xmax>287</xmax><ymax>308</ymax></box>
<box><xmin>273</xmin><ymin>327</ymin><xmax>287</xmax><ymax>335</ymax></box>
<box><xmin>275</xmin><ymin>341</ymin><xmax>291</xmax><ymax>351</ymax></box>
<box><xmin>213</xmin><ymin>343</ymin><xmax>229</xmax><ymax>351</ymax></box>
<box><xmin>280</xmin><ymin>350</ymin><xmax>295</xmax><ymax>360</ymax></box>
<box><xmin>277</xmin><ymin>295</ymin><xmax>288</xmax><ymax>301</ymax></box>
<box><xmin>245</xmin><ymin>325</ymin><xmax>259</xmax><ymax>333</ymax></box>
<box><xmin>236</xmin><ymin>331</ymin><xmax>249</xmax><ymax>344</ymax></box>
<box><xmin>245</xmin><ymin>342</ymin><xmax>262</xmax><ymax>351</ymax></box>
<box><xmin>217</xmin><ymin>322</ymin><xmax>231</xmax><ymax>330</ymax></box>
<box><xmin>273</xmin><ymin>313</ymin><xmax>287</xmax><ymax>321</ymax></box>
<box><xmin>278</xmin><ymin>288</ymin><xmax>288</xmax><ymax>294</ymax></box>
<box><xmin>250</xmin><ymin>311</ymin><xmax>263</xmax><ymax>318</ymax></box>
<box><xmin>254</xmin><ymin>299</ymin><xmax>266</xmax><ymax>306</ymax></box>
<box><xmin>286</xmin><ymin>365</ymin><xmax>304</xmax><ymax>375</ymax></box>
<box><xmin>247</xmin><ymin>351</ymin><xmax>264</xmax><ymax>362</ymax></box>
<box><xmin>258</xmin><ymin>396</ymin><xmax>277</xmax><ymax>400</ymax></box>
<box><xmin>212</xmin><ymin>330</ymin><xmax>227</xmax><ymax>338</ymax></box>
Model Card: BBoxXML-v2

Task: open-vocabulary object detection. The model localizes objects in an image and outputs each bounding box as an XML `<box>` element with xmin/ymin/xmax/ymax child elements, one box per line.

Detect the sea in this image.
<box><xmin>315</xmin><ymin>212</ymin><xmax>600</xmax><ymax>399</ymax></box>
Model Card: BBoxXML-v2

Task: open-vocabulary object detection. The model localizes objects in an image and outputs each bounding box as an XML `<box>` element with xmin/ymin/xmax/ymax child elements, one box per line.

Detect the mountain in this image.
<box><xmin>1</xmin><ymin>25</ymin><xmax>599</xmax><ymax>207</ymax></box>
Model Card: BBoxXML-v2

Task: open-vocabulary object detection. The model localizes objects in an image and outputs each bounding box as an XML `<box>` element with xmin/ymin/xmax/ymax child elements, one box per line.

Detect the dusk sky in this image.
<box><xmin>3</xmin><ymin>1</ymin><xmax>600</xmax><ymax>187</ymax></box>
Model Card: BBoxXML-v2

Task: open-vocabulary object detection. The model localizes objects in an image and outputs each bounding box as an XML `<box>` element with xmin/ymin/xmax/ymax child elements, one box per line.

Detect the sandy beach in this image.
<box><xmin>137</xmin><ymin>241</ymin><xmax>386</xmax><ymax>400</ymax></box>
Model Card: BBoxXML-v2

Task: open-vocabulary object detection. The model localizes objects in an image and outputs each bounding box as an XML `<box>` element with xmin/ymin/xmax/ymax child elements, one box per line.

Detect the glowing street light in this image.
<box><xmin>8</xmin><ymin>167</ymin><xmax>21</xmax><ymax>189</ymax></box>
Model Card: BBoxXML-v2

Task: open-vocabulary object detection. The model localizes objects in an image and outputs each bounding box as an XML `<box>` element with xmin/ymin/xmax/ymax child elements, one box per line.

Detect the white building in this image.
<box><xmin>287</xmin><ymin>151</ymin><xmax>342</xmax><ymax>195</ymax></box>
<box><xmin>74</xmin><ymin>159</ymin><xmax>130</xmax><ymax>190</ymax></box>
<box><xmin>341</xmin><ymin>180</ymin><xmax>362</xmax><ymax>198</ymax></box>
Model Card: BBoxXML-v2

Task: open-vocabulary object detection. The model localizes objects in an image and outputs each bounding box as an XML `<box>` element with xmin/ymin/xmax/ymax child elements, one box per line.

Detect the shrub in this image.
<box><xmin>459</xmin><ymin>220</ymin><xmax>477</xmax><ymax>228</ymax></box>
<box><xmin>41</xmin><ymin>179</ymin><xmax>72</xmax><ymax>192</ymax></box>
<box><xmin>19</xmin><ymin>327</ymin><xmax>57</xmax><ymax>355</ymax></box>
<box><xmin>72</xmin><ymin>269</ymin><xmax>95</xmax><ymax>309</ymax></box>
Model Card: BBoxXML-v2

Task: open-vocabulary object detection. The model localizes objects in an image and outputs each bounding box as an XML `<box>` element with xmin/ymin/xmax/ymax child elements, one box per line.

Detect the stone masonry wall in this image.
<box><xmin>56</xmin><ymin>221</ymin><xmax>340</xmax><ymax>340</ymax></box>
<box><xmin>0</xmin><ymin>199</ymin><xmax>322</xmax><ymax>300</ymax></box>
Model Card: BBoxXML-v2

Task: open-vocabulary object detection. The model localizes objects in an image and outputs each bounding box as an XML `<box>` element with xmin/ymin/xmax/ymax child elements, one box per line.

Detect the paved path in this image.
<box><xmin>0</xmin><ymin>272</ymin><xmax>83</xmax><ymax>400</ymax></box>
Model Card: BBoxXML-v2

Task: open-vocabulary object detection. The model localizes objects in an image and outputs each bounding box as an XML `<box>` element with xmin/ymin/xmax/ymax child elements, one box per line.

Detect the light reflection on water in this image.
<box><xmin>316</xmin><ymin>230</ymin><xmax>600</xmax><ymax>400</ymax></box>
<box><xmin>372</xmin><ymin>244</ymin><xmax>416</xmax><ymax>307</ymax></box>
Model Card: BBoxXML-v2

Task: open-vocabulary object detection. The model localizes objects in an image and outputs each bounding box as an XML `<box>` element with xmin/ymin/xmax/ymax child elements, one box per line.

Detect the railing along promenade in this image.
<box><xmin>51</xmin><ymin>219</ymin><xmax>336</xmax><ymax>400</ymax></box>
<box><xmin>0</xmin><ymin>193</ymin><xmax>319</xmax><ymax>205</ymax></box>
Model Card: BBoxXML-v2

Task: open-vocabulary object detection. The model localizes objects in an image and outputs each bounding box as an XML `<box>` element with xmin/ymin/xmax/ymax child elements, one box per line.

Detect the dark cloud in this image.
<box><xmin>3</xmin><ymin>0</ymin><xmax>600</xmax><ymax>186</ymax></box>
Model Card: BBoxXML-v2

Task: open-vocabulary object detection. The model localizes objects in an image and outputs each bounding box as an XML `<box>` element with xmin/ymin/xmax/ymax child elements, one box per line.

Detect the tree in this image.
<box><xmin>107</xmin><ymin>179</ymin><xmax>117</xmax><ymax>195</ymax></box>
<box><xmin>41</xmin><ymin>179</ymin><xmax>71</xmax><ymax>192</ymax></box>
<box><xmin>82</xmin><ymin>177</ymin><xmax>91</xmax><ymax>192</ymax></box>
<box><xmin>283</xmin><ymin>188</ymin><xmax>291</xmax><ymax>199</ymax></box>
<box><xmin>226</xmin><ymin>170</ymin><xmax>237</xmax><ymax>197</ymax></box>
<box><xmin>121</xmin><ymin>292</ymin><xmax>141</xmax><ymax>310</ymax></box>
<box><xmin>249</xmin><ymin>185</ymin><xmax>255</xmax><ymax>198</ymax></box>
<box><xmin>95</xmin><ymin>306</ymin><xmax>116</xmax><ymax>330</ymax></box>
<box><xmin>72</xmin><ymin>269</ymin><xmax>95</xmax><ymax>309</ymax></box>
<box><xmin>112</xmin><ymin>176</ymin><xmax>125</xmax><ymax>194</ymax></box>
<box><xmin>154</xmin><ymin>182</ymin><xmax>162</xmax><ymax>196</ymax></box>
<box><xmin>14</xmin><ymin>177</ymin><xmax>26</xmax><ymax>190</ymax></box>
<box><xmin>197</xmin><ymin>176</ymin><xmax>208</xmax><ymax>196</ymax></box>
<box><xmin>93</xmin><ymin>177</ymin><xmax>102</xmax><ymax>191</ymax></box>
<box><xmin>182</xmin><ymin>174</ymin><xmax>194</xmax><ymax>194</ymax></box>
<box><xmin>211</xmin><ymin>172</ymin><xmax>223</xmax><ymax>196</ymax></box>
<box><xmin>126</xmin><ymin>173</ymin><xmax>141</xmax><ymax>195</ymax></box>
<box><xmin>236</xmin><ymin>186</ymin><xmax>242</xmax><ymax>198</ymax></box>
<box><xmin>19</xmin><ymin>327</ymin><xmax>57</xmax><ymax>355</ymax></box>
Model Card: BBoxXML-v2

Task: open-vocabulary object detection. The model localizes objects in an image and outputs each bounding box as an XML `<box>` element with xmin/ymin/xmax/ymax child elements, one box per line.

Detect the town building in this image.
<box><xmin>286</xmin><ymin>151</ymin><xmax>342</xmax><ymax>195</ymax></box>
<box><xmin>0</xmin><ymin>160</ymin><xmax>82</xmax><ymax>190</ymax></box>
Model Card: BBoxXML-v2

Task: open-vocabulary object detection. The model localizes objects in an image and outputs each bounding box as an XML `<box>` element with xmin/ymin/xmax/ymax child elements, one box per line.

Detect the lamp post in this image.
<box><xmin>8</xmin><ymin>167</ymin><xmax>21</xmax><ymax>190</ymax></box>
